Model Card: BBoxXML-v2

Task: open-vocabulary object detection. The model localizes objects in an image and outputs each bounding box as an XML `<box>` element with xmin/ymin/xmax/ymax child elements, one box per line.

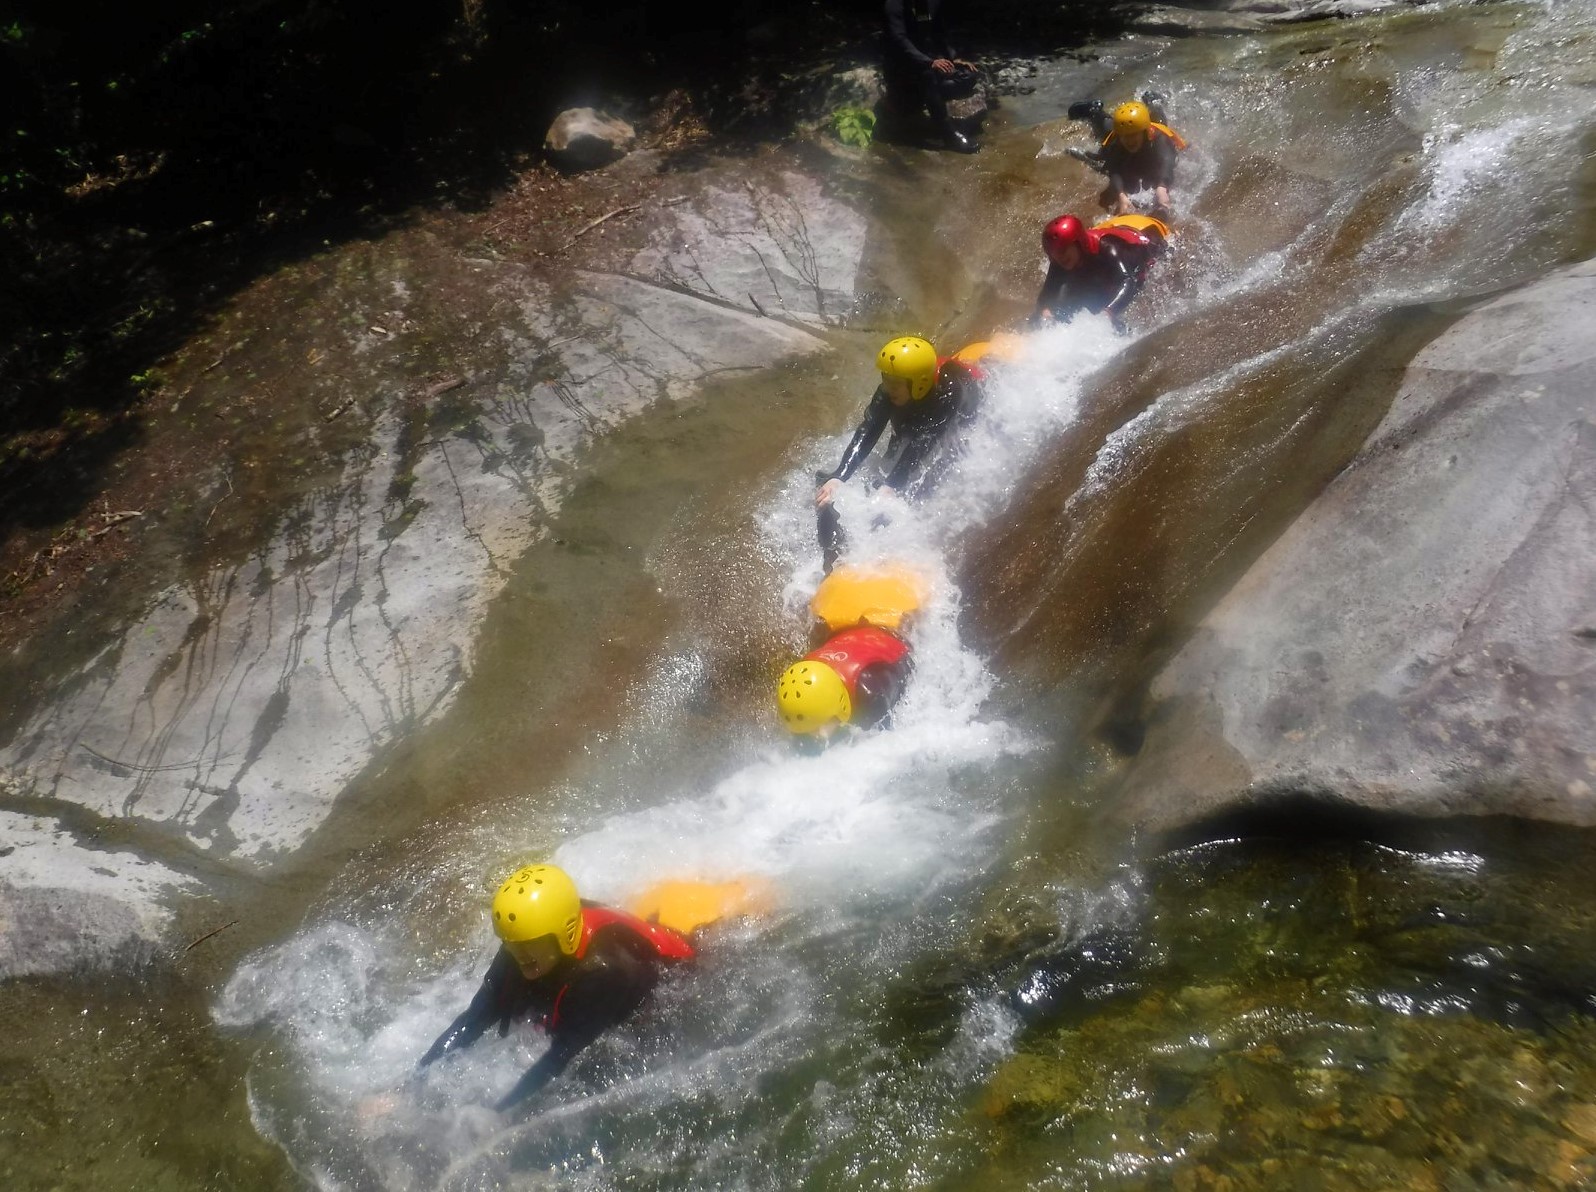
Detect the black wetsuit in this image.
<box><xmin>828</xmin><ymin>362</ymin><xmax>982</xmax><ymax>492</ymax></box>
<box><xmin>817</xmin><ymin>361</ymin><xmax>981</xmax><ymax>569</ymax></box>
<box><xmin>1102</xmin><ymin>129</ymin><xmax>1179</xmax><ymax>199</ymax></box>
<box><xmin>881</xmin><ymin>0</ymin><xmax>976</xmax><ymax>146</ymax></box>
<box><xmin>851</xmin><ymin>660</ymin><xmax>909</xmax><ymax>728</ymax></box>
<box><xmin>1033</xmin><ymin>234</ymin><xmax>1166</xmax><ymax>325</ymax></box>
<box><xmin>420</xmin><ymin>918</ymin><xmax>669</xmax><ymax>1110</ymax></box>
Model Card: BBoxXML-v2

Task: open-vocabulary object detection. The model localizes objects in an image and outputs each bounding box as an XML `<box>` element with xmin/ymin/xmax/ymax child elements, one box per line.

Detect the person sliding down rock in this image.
<box><xmin>880</xmin><ymin>0</ymin><xmax>983</xmax><ymax>153</ymax></box>
<box><xmin>1031</xmin><ymin>213</ymin><xmax>1170</xmax><ymax>331</ymax></box>
<box><xmin>780</xmin><ymin>564</ymin><xmax>929</xmax><ymax>744</ymax></box>
<box><xmin>1065</xmin><ymin>95</ymin><xmax>1186</xmax><ymax>222</ymax></box>
<box><xmin>420</xmin><ymin>864</ymin><xmax>693</xmax><ymax>1111</ymax></box>
<box><xmin>814</xmin><ymin>336</ymin><xmax>984</xmax><ymax>572</ymax></box>
<box><xmin>774</xmin><ymin>563</ymin><xmax>929</xmax><ymax>744</ymax></box>
<box><xmin>776</xmin><ymin>622</ymin><xmax>912</xmax><ymax>741</ymax></box>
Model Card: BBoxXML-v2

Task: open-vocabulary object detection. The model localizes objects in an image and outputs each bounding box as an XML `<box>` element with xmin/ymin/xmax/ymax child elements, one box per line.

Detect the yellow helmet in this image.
<box><xmin>491</xmin><ymin>864</ymin><xmax>582</xmax><ymax>955</ymax></box>
<box><xmin>876</xmin><ymin>336</ymin><xmax>939</xmax><ymax>400</ymax></box>
<box><xmin>777</xmin><ymin>660</ymin><xmax>852</xmax><ymax>734</ymax></box>
<box><xmin>1112</xmin><ymin>101</ymin><xmax>1152</xmax><ymax>140</ymax></box>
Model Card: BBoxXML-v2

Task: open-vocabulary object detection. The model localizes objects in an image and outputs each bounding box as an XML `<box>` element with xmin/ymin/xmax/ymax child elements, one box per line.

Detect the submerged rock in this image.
<box><xmin>1115</xmin><ymin>258</ymin><xmax>1596</xmax><ymax>834</ymax></box>
<box><xmin>544</xmin><ymin>108</ymin><xmax>637</xmax><ymax>171</ymax></box>
<box><xmin>630</xmin><ymin>170</ymin><xmax>867</xmax><ymax>326</ymax></box>
<box><xmin>1128</xmin><ymin>0</ymin><xmax>1424</xmax><ymax>35</ymax></box>
<box><xmin>1125</xmin><ymin>6</ymin><xmax>1273</xmax><ymax>36</ymax></box>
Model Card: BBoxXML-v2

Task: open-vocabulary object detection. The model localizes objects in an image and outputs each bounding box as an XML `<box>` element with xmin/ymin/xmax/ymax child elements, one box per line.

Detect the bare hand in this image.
<box><xmin>953</xmin><ymin>59</ymin><xmax>978</xmax><ymax>71</ymax></box>
<box><xmin>931</xmin><ymin>58</ymin><xmax>956</xmax><ymax>75</ymax></box>
<box><xmin>1113</xmin><ymin>193</ymin><xmax>1133</xmax><ymax>216</ymax></box>
<box><xmin>816</xmin><ymin>478</ymin><xmax>842</xmax><ymax>507</ymax></box>
<box><xmin>356</xmin><ymin>1092</ymin><xmax>400</xmax><ymax>1121</ymax></box>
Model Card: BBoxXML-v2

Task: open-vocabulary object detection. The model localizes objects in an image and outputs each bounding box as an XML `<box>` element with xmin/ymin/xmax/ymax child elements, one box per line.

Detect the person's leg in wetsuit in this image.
<box><xmin>882</xmin><ymin>61</ymin><xmax>976</xmax><ymax>151</ymax></box>
<box><xmin>816</xmin><ymin>470</ymin><xmax>846</xmax><ymax>574</ymax></box>
<box><xmin>922</xmin><ymin>71</ymin><xmax>966</xmax><ymax>151</ymax></box>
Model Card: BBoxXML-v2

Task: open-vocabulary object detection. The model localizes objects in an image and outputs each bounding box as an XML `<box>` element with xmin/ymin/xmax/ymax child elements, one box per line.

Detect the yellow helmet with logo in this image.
<box><xmin>1112</xmin><ymin>101</ymin><xmax>1152</xmax><ymax>140</ymax></box>
<box><xmin>876</xmin><ymin>336</ymin><xmax>939</xmax><ymax>400</ymax></box>
<box><xmin>491</xmin><ymin>863</ymin><xmax>582</xmax><ymax>955</ymax></box>
<box><xmin>777</xmin><ymin>659</ymin><xmax>852</xmax><ymax>734</ymax></box>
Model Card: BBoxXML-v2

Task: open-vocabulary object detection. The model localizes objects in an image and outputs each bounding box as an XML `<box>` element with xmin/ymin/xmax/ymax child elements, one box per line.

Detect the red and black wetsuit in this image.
<box><xmin>1033</xmin><ymin>225</ymin><xmax>1167</xmax><ymax>325</ymax></box>
<box><xmin>806</xmin><ymin>624</ymin><xmax>913</xmax><ymax>729</ymax></box>
<box><xmin>420</xmin><ymin>905</ymin><xmax>693</xmax><ymax>1110</ymax></box>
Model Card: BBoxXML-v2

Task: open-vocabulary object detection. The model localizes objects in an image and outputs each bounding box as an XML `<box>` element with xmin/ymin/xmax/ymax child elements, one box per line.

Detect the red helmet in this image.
<box><xmin>1043</xmin><ymin>215</ymin><xmax>1086</xmax><ymax>266</ymax></box>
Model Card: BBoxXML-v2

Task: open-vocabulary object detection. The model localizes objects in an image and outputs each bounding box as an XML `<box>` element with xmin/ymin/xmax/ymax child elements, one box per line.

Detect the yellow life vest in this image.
<box><xmin>809</xmin><ymin>563</ymin><xmax>928</xmax><ymax>633</ymax></box>
<box><xmin>627</xmin><ymin>877</ymin><xmax>775</xmax><ymax>935</ymax></box>
<box><xmin>1094</xmin><ymin>213</ymin><xmax>1174</xmax><ymax>241</ymax></box>
<box><xmin>1102</xmin><ymin>122</ymin><xmax>1189</xmax><ymax>152</ymax></box>
<box><xmin>951</xmin><ymin>332</ymin><xmax>1027</xmax><ymax>369</ymax></box>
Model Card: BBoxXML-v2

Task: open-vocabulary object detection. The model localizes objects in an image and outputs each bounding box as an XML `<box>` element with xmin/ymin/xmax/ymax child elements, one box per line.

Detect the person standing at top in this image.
<box><xmin>775</xmin><ymin>564</ymin><xmax>926</xmax><ymax>741</ymax></box>
<box><xmin>881</xmin><ymin>0</ymin><xmax>982</xmax><ymax>153</ymax></box>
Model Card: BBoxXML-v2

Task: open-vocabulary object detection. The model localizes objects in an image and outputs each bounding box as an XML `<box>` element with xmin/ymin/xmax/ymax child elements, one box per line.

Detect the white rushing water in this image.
<box><xmin>214</xmin><ymin>307</ymin><xmax>1144</xmax><ymax>1188</ymax></box>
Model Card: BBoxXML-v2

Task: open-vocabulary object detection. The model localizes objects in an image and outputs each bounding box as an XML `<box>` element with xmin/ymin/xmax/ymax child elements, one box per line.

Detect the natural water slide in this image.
<box><xmin>4</xmin><ymin>0</ymin><xmax>1596</xmax><ymax>1185</ymax></box>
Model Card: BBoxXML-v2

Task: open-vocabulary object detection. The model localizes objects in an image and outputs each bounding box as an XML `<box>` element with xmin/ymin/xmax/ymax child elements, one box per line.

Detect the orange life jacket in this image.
<box><xmin>1101</xmin><ymin>122</ymin><xmax>1189</xmax><ymax>152</ymax></box>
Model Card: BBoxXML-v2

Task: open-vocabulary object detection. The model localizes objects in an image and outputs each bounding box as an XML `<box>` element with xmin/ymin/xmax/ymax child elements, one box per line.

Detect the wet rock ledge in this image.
<box><xmin>1116</xmin><ymin>257</ymin><xmax>1596</xmax><ymax>834</ymax></box>
<box><xmin>0</xmin><ymin>161</ymin><xmax>866</xmax><ymax>978</ymax></box>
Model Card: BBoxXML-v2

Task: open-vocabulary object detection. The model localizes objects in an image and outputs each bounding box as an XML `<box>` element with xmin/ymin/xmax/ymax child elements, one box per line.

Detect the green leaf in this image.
<box><xmin>831</xmin><ymin>106</ymin><xmax>876</xmax><ymax>149</ymax></box>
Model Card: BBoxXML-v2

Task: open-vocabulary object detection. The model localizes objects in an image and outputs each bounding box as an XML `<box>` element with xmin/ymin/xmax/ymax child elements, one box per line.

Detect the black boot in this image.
<box><xmin>817</xmin><ymin>500</ymin><xmax>845</xmax><ymax>573</ymax></box>
<box><xmin>944</xmin><ymin>127</ymin><xmax>980</xmax><ymax>154</ymax></box>
<box><xmin>1067</xmin><ymin>99</ymin><xmax>1104</xmax><ymax>121</ymax></box>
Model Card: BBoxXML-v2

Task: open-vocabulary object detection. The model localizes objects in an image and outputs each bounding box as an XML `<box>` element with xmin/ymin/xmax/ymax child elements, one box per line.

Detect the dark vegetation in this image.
<box><xmin>0</xmin><ymin>0</ymin><xmax>1121</xmax><ymax>562</ymax></box>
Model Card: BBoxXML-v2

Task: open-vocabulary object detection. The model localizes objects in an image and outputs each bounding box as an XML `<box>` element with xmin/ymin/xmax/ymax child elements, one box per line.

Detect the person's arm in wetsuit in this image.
<box><xmin>1147</xmin><ymin>131</ymin><xmax>1178</xmax><ymax>190</ymax></box>
<box><xmin>1032</xmin><ymin>262</ymin><xmax>1072</xmax><ymax>325</ymax></box>
<box><xmin>1145</xmin><ymin>133</ymin><xmax>1177</xmax><ymax>216</ymax></box>
<box><xmin>926</xmin><ymin>0</ymin><xmax>959</xmax><ymax>65</ymax></box>
<box><xmin>828</xmin><ymin>389</ymin><xmax>894</xmax><ymax>484</ymax></box>
<box><xmin>420</xmin><ymin>949</ymin><xmax>522</xmax><ymax>1067</ymax></box>
<box><xmin>1097</xmin><ymin>239</ymin><xmax>1153</xmax><ymax>319</ymax></box>
<box><xmin>494</xmin><ymin>934</ymin><xmax>659</xmax><ymax>1112</ymax></box>
<box><xmin>891</xmin><ymin>365</ymin><xmax>983</xmax><ymax>494</ymax></box>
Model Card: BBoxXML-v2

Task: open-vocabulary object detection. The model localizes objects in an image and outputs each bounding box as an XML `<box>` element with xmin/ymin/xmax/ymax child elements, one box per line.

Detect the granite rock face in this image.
<box><xmin>0</xmin><ymin>165</ymin><xmax>862</xmax><ymax>975</ymax></box>
<box><xmin>1115</xmin><ymin>259</ymin><xmax>1596</xmax><ymax>835</ymax></box>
